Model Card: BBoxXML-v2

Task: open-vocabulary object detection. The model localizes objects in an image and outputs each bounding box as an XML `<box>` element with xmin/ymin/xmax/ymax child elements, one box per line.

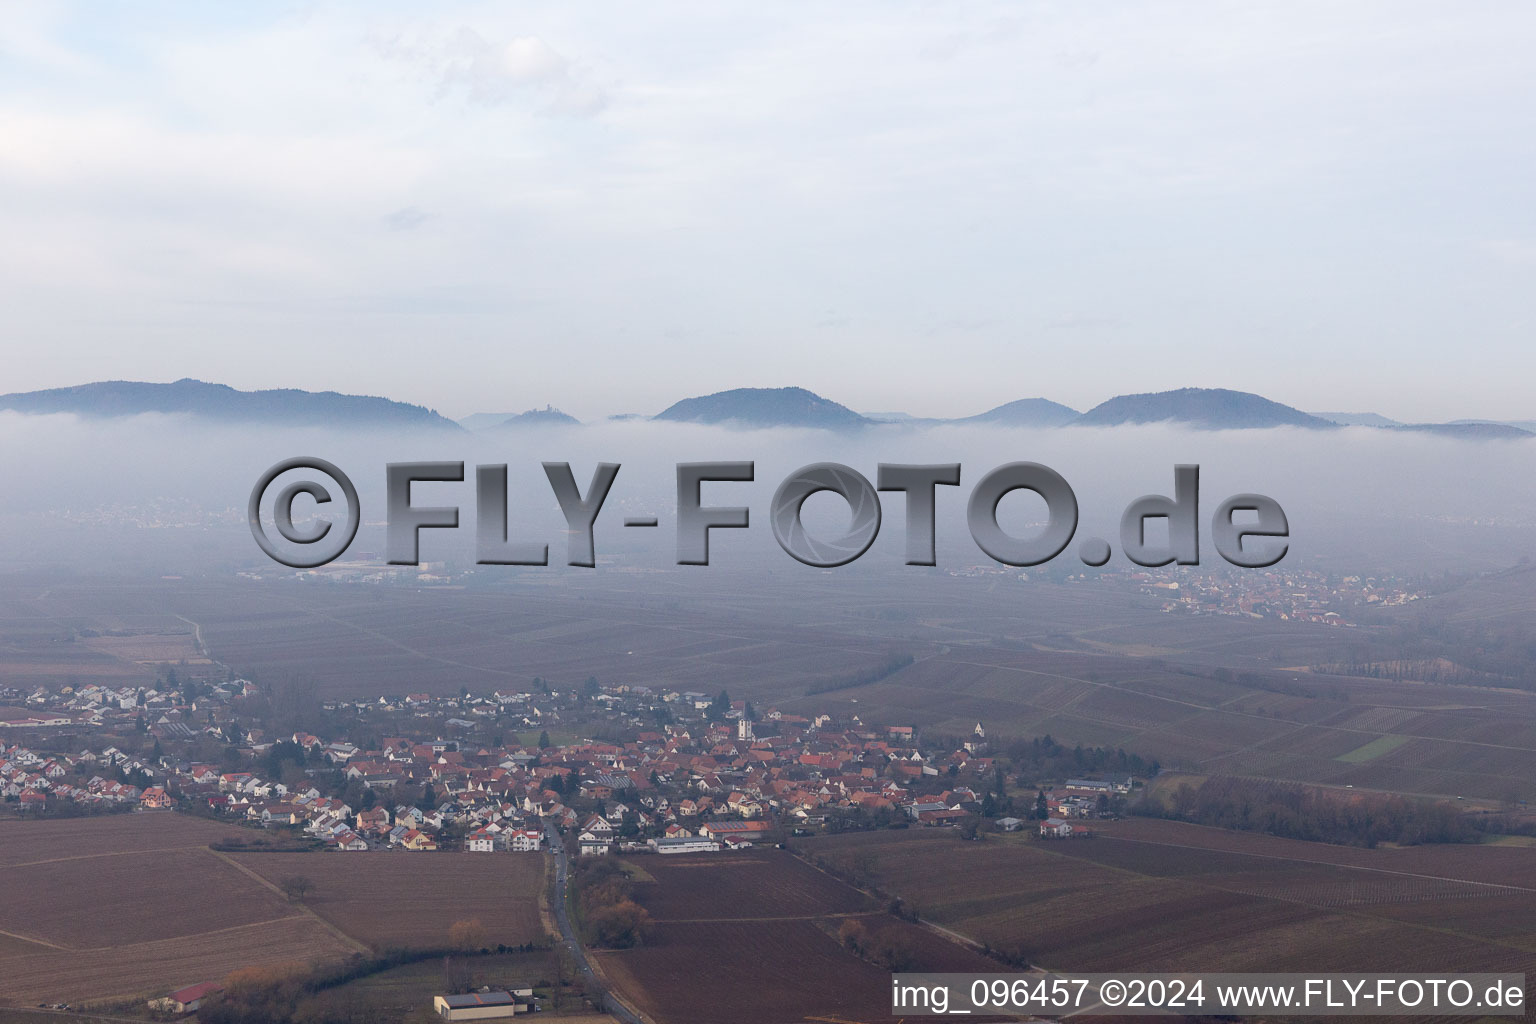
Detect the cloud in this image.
<box><xmin>395</xmin><ymin>26</ymin><xmax>608</xmax><ymax>117</ymax></box>
<box><xmin>501</xmin><ymin>36</ymin><xmax>567</xmax><ymax>84</ymax></box>
<box><xmin>384</xmin><ymin>206</ymin><xmax>431</xmax><ymax>231</ymax></box>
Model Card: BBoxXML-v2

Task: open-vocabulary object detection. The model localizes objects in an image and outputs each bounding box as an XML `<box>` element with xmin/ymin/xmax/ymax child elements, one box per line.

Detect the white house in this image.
<box><xmin>576</xmin><ymin>831</ymin><xmax>610</xmax><ymax>856</ymax></box>
<box><xmin>503</xmin><ymin>829</ymin><xmax>543</xmax><ymax>852</ymax></box>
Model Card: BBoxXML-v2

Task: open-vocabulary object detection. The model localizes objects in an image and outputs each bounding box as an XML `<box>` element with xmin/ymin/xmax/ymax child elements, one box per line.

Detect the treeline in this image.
<box><xmin>1310</xmin><ymin>656</ymin><xmax>1519</xmax><ymax>689</ymax></box>
<box><xmin>574</xmin><ymin>859</ymin><xmax>651</xmax><ymax>949</ymax></box>
<box><xmin>1324</xmin><ymin>588</ymin><xmax>1536</xmax><ymax>692</ymax></box>
<box><xmin>197</xmin><ymin>941</ymin><xmax>548</xmax><ymax>1024</ymax></box>
<box><xmin>1136</xmin><ymin>776</ymin><xmax>1481</xmax><ymax>847</ymax></box>
<box><xmin>1002</xmin><ymin>734</ymin><xmax>1154</xmax><ymax>778</ymax></box>
<box><xmin>805</xmin><ymin>653</ymin><xmax>915</xmax><ymax>696</ymax></box>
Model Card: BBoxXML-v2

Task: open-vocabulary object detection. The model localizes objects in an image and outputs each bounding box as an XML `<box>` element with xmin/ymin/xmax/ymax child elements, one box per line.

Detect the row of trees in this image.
<box><xmin>804</xmin><ymin>652</ymin><xmax>915</xmax><ymax>696</ymax></box>
<box><xmin>195</xmin><ymin>934</ymin><xmax>549</xmax><ymax>1024</ymax></box>
<box><xmin>1137</xmin><ymin>776</ymin><xmax>1481</xmax><ymax>847</ymax></box>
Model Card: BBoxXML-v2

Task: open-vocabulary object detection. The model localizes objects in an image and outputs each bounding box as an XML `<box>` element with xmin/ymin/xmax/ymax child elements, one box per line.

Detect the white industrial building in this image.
<box><xmin>432</xmin><ymin>989</ymin><xmax>531</xmax><ymax>1020</ymax></box>
<box><xmin>648</xmin><ymin>835</ymin><xmax>721</xmax><ymax>854</ymax></box>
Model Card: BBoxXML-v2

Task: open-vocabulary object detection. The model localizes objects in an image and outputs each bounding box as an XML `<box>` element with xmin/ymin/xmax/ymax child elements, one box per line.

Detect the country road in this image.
<box><xmin>545</xmin><ymin>821</ymin><xmax>645</xmax><ymax>1024</ymax></box>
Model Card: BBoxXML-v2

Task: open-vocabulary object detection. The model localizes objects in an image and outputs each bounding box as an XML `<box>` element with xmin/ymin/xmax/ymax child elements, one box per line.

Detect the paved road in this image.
<box><xmin>545</xmin><ymin>821</ymin><xmax>644</xmax><ymax>1024</ymax></box>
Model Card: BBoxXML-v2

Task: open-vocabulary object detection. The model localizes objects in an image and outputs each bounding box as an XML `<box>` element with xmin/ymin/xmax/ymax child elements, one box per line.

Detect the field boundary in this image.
<box><xmin>207</xmin><ymin>848</ymin><xmax>372</xmax><ymax>955</ymax></box>
<box><xmin>0</xmin><ymin>927</ymin><xmax>66</xmax><ymax>951</ymax></box>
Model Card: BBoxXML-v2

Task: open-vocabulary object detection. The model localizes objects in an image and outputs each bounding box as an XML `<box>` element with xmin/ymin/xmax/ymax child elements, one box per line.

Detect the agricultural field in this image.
<box><xmin>229</xmin><ymin>849</ymin><xmax>552</xmax><ymax>951</ymax></box>
<box><xmin>0</xmin><ymin>816</ymin><xmax>356</xmax><ymax>1007</ymax></box>
<box><xmin>0</xmin><ymin>916</ymin><xmax>354</xmax><ymax>1010</ymax></box>
<box><xmin>592</xmin><ymin>850</ymin><xmax>1006</xmax><ymax>1024</ymax></box>
<box><xmin>797</xmin><ymin>821</ymin><xmax>1536</xmax><ymax>985</ymax></box>
<box><xmin>1336</xmin><ymin>734</ymin><xmax>1412</xmax><ymax>763</ymax></box>
<box><xmin>622</xmin><ymin>850</ymin><xmax>874</xmax><ymax>920</ymax></box>
<box><xmin>79</xmin><ymin>630</ymin><xmax>210</xmax><ymax>667</ymax></box>
<box><xmin>0</xmin><ymin>846</ymin><xmax>298</xmax><ymax>947</ymax></box>
<box><xmin>0</xmin><ymin>814</ymin><xmax>552</xmax><ymax>1009</ymax></box>
<box><xmin>0</xmin><ymin>810</ymin><xmax>247</xmax><ymax>865</ymax></box>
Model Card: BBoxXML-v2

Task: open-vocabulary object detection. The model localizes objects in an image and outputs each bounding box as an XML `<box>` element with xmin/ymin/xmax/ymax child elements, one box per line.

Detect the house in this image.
<box><xmin>504</xmin><ymin>829</ymin><xmax>543</xmax><ymax>852</ymax></box>
<box><xmin>1040</xmin><ymin>817</ymin><xmax>1073</xmax><ymax>838</ymax></box>
<box><xmin>356</xmin><ymin>807</ymin><xmax>391</xmax><ymax>831</ymax></box>
<box><xmin>466</xmin><ymin>829</ymin><xmax>497</xmax><ymax>853</ymax></box>
<box><xmin>995</xmin><ymin>816</ymin><xmax>1025</xmax><ymax>832</ymax></box>
<box><xmin>148</xmin><ymin>981</ymin><xmax>223</xmax><ymax>1015</ymax></box>
<box><xmin>580</xmin><ymin>814</ymin><xmax>614</xmax><ymax>836</ymax></box>
<box><xmin>140</xmin><ymin>786</ymin><xmax>173</xmax><ymax>809</ymax></box>
<box><xmin>401</xmin><ymin>829</ymin><xmax>439</xmax><ymax>851</ymax></box>
<box><xmin>261</xmin><ymin>804</ymin><xmax>302</xmax><ymax>826</ymax></box>
<box><xmin>432</xmin><ymin>990</ymin><xmax>530</xmax><ymax>1019</ymax></box>
<box><xmin>331</xmin><ymin>832</ymin><xmax>369</xmax><ymax>852</ymax></box>
<box><xmin>576</xmin><ymin>831</ymin><xmax>610</xmax><ymax>856</ymax></box>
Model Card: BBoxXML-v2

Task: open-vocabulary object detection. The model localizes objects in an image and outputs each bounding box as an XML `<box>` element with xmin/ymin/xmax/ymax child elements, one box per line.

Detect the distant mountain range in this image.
<box><xmin>460</xmin><ymin>406</ymin><xmax>581</xmax><ymax>430</ymax></box>
<box><xmin>1076</xmin><ymin>388</ymin><xmax>1335</xmax><ymax>429</ymax></box>
<box><xmin>864</xmin><ymin>398</ymin><xmax>1081</xmax><ymax>428</ymax></box>
<box><xmin>653</xmin><ymin>386</ymin><xmax>870</xmax><ymax>429</ymax></box>
<box><xmin>4</xmin><ymin>379</ymin><xmax>1530</xmax><ymax>439</ymax></box>
<box><xmin>0</xmin><ymin>378</ymin><xmax>459</xmax><ymax>430</ymax></box>
<box><xmin>960</xmin><ymin>397</ymin><xmax>1082</xmax><ymax>427</ymax></box>
<box><xmin>1311</xmin><ymin>411</ymin><xmax>1401</xmax><ymax>428</ymax></box>
<box><xmin>1449</xmin><ymin>418</ymin><xmax>1536</xmax><ymax>434</ymax></box>
<box><xmin>1390</xmin><ymin>422</ymin><xmax>1535</xmax><ymax>440</ymax></box>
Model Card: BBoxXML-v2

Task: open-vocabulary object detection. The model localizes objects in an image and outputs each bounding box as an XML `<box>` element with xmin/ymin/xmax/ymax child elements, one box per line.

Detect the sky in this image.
<box><xmin>2</xmin><ymin>1</ymin><xmax>1534</xmax><ymax>422</ymax></box>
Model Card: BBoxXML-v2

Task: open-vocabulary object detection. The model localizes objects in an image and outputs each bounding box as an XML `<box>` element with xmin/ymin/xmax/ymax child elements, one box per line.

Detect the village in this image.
<box><xmin>0</xmin><ymin>673</ymin><xmax>1140</xmax><ymax>853</ymax></box>
<box><xmin>944</xmin><ymin>563</ymin><xmax>1426</xmax><ymax>627</ymax></box>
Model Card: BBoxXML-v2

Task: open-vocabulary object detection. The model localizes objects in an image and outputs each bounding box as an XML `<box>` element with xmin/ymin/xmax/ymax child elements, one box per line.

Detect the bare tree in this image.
<box><xmin>280</xmin><ymin>875</ymin><xmax>315</xmax><ymax>902</ymax></box>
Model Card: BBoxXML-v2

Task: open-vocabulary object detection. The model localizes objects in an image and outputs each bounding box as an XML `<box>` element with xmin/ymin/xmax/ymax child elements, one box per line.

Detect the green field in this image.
<box><xmin>1336</xmin><ymin>734</ymin><xmax>1411</xmax><ymax>763</ymax></box>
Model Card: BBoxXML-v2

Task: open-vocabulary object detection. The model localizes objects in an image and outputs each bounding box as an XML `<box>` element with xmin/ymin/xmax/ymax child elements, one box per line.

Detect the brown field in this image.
<box><xmin>594</xmin><ymin>850</ymin><xmax>1007</xmax><ymax>1024</ymax></box>
<box><xmin>0</xmin><ymin>847</ymin><xmax>298</xmax><ymax>947</ymax></box>
<box><xmin>0</xmin><ymin>916</ymin><xmax>354</xmax><ymax>1007</ymax></box>
<box><xmin>80</xmin><ymin>631</ymin><xmax>209</xmax><ymax>665</ymax></box>
<box><xmin>797</xmin><ymin>822</ymin><xmax>1536</xmax><ymax>983</ymax></box>
<box><xmin>0</xmin><ymin>648</ymin><xmax>155</xmax><ymax>687</ymax></box>
<box><xmin>0</xmin><ymin>814</ymin><xmax>551</xmax><ymax>1007</ymax></box>
<box><xmin>625</xmin><ymin>850</ymin><xmax>875</xmax><ymax>920</ymax></box>
<box><xmin>1088</xmin><ymin>817</ymin><xmax>1536</xmax><ymax>888</ymax></box>
<box><xmin>229</xmin><ymin>850</ymin><xmax>551</xmax><ymax>951</ymax></box>
<box><xmin>0</xmin><ymin>817</ymin><xmax>357</xmax><ymax>1006</ymax></box>
<box><xmin>0</xmin><ymin>812</ymin><xmax>247</xmax><ymax>866</ymax></box>
<box><xmin>598</xmin><ymin>919</ymin><xmax>1005</xmax><ymax>1024</ymax></box>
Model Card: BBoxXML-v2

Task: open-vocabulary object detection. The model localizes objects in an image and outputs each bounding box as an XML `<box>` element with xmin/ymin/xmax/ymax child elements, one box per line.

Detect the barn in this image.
<box><xmin>432</xmin><ymin>990</ymin><xmax>529</xmax><ymax>1019</ymax></box>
